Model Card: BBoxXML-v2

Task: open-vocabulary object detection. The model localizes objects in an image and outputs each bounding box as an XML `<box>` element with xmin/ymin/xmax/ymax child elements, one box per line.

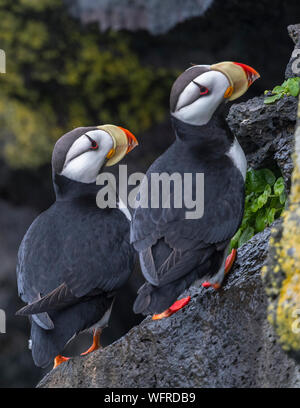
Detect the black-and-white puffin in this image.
<box><xmin>16</xmin><ymin>124</ymin><xmax>138</xmax><ymax>368</ymax></box>
<box><xmin>131</xmin><ymin>61</ymin><xmax>260</xmax><ymax>319</ymax></box>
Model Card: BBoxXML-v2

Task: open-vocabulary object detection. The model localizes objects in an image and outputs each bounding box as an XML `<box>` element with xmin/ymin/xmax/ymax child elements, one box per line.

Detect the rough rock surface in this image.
<box><xmin>227</xmin><ymin>95</ymin><xmax>297</xmax><ymax>191</ymax></box>
<box><xmin>66</xmin><ymin>0</ymin><xmax>213</xmax><ymax>35</ymax></box>
<box><xmin>285</xmin><ymin>24</ymin><xmax>300</xmax><ymax>79</ymax></box>
<box><xmin>38</xmin><ymin>221</ymin><xmax>300</xmax><ymax>388</ymax></box>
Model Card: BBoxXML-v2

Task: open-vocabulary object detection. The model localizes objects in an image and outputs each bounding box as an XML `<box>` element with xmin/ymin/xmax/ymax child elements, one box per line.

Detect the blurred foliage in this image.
<box><xmin>0</xmin><ymin>0</ymin><xmax>176</xmax><ymax>168</ymax></box>
<box><xmin>230</xmin><ymin>168</ymin><xmax>286</xmax><ymax>250</ymax></box>
<box><xmin>264</xmin><ymin>77</ymin><xmax>300</xmax><ymax>104</ymax></box>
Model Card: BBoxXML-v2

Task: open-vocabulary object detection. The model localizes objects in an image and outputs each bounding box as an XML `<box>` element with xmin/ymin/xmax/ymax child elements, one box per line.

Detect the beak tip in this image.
<box><xmin>234</xmin><ymin>62</ymin><xmax>260</xmax><ymax>87</ymax></box>
<box><xmin>117</xmin><ymin>126</ymin><xmax>138</xmax><ymax>154</ymax></box>
<box><xmin>127</xmin><ymin>140</ymin><xmax>138</xmax><ymax>153</ymax></box>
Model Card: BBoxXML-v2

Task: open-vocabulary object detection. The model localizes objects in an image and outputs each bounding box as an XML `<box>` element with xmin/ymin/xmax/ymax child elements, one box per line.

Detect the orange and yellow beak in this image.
<box><xmin>96</xmin><ymin>124</ymin><xmax>138</xmax><ymax>166</ymax></box>
<box><xmin>211</xmin><ymin>61</ymin><xmax>260</xmax><ymax>101</ymax></box>
<box><xmin>233</xmin><ymin>62</ymin><xmax>260</xmax><ymax>87</ymax></box>
<box><xmin>117</xmin><ymin>126</ymin><xmax>139</xmax><ymax>154</ymax></box>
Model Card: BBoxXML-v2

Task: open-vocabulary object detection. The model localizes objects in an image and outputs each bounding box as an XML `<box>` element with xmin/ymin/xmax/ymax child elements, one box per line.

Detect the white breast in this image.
<box><xmin>226</xmin><ymin>138</ymin><xmax>247</xmax><ymax>180</ymax></box>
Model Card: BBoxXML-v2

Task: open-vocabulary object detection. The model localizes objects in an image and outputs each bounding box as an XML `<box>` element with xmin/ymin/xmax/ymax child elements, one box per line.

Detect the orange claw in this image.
<box><xmin>152</xmin><ymin>296</ymin><xmax>191</xmax><ymax>320</ymax></box>
<box><xmin>202</xmin><ymin>249</ymin><xmax>237</xmax><ymax>290</ymax></box>
<box><xmin>53</xmin><ymin>355</ymin><xmax>69</xmax><ymax>369</ymax></box>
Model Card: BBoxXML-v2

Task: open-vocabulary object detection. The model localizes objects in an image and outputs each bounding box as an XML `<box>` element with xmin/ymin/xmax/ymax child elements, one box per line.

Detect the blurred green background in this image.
<box><xmin>0</xmin><ymin>0</ymin><xmax>175</xmax><ymax>169</ymax></box>
<box><xmin>0</xmin><ymin>0</ymin><xmax>299</xmax><ymax>388</ymax></box>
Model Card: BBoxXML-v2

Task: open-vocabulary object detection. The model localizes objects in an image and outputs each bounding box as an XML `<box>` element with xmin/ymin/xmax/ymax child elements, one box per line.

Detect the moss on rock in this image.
<box><xmin>263</xmin><ymin>96</ymin><xmax>300</xmax><ymax>361</ymax></box>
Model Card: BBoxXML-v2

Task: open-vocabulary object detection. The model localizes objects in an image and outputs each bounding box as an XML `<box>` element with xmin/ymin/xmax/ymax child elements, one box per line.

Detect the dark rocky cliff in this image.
<box><xmin>38</xmin><ymin>223</ymin><xmax>300</xmax><ymax>388</ymax></box>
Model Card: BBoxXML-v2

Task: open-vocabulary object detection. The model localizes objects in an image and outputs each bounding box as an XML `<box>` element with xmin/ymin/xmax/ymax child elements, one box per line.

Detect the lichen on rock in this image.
<box><xmin>262</xmin><ymin>95</ymin><xmax>300</xmax><ymax>362</ymax></box>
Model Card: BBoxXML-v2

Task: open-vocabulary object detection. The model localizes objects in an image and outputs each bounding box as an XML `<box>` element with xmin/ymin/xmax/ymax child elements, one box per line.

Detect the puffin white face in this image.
<box><xmin>61</xmin><ymin>130</ymin><xmax>114</xmax><ymax>183</ymax></box>
<box><xmin>172</xmin><ymin>69</ymin><xmax>230</xmax><ymax>126</ymax></box>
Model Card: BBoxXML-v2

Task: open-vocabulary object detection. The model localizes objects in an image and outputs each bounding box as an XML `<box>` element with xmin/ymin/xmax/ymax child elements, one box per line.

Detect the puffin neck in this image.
<box><xmin>53</xmin><ymin>173</ymin><xmax>100</xmax><ymax>201</ymax></box>
<box><xmin>171</xmin><ymin>103</ymin><xmax>233</xmax><ymax>148</ymax></box>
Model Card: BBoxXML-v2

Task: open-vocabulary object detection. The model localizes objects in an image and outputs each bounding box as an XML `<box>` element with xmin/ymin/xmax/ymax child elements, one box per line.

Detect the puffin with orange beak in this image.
<box><xmin>16</xmin><ymin>124</ymin><xmax>138</xmax><ymax>368</ymax></box>
<box><xmin>131</xmin><ymin>62</ymin><xmax>260</xmax><ymax>319</ymax></box>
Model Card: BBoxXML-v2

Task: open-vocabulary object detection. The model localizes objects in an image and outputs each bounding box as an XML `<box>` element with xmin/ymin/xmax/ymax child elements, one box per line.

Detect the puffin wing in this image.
<box><xmin>61</xmin><ymin>206</ymin><xmax>134</xmax><ymax>298</ymax></box>
<box><xmin>16</xmin><ymin>281</ymin><xmax>112</xmax><ymax>316</ymax></box>
<box><xmin>132</xmin><ymin>162</ymin><xmax>244</xmax><ymax>250</ymax></box>
<box><xmin>16</xmin><ymin>207</ymin><xmax>65</xmax><ymax>306</ymax></box>
<box><xmin>131</xmin><ymin>162</ymin><xmax>244</xmax><ymax>285</ymax></box>
<box><xmin>16</xmin><ymin>204</ymin><xmax>134</xmax><ymax>318</ymax></box>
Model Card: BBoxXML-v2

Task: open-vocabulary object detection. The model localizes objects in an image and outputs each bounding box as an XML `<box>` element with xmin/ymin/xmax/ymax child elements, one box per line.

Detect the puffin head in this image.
<box><xmin>170</xmin><ymin>61</ymin><xmax>260</xmax><ymax>126</ymax></box>
<box><xmin>52</xmin><ymin>125</ymin><xmax>138</xmax><ymax>183</ymax></box>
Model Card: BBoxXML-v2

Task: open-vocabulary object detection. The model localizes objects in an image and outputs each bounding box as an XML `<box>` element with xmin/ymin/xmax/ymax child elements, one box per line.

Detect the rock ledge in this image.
<box><xmin>38</xmin><ymin>222</ymin><xmax>300</xmax><ymax>388</ymax></box>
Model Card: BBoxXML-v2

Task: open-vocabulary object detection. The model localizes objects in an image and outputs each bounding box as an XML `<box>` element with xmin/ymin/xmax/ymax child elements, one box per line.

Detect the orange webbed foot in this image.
<box><xmin>152</xmin><ymin>296</ymin><xmax>191</xmax><ymax>320</ymax></box>
<box><xmin>225</xmin><ymin>248</ymin><xmax>237</xmax><ymax>275</ymax></box>
<box><xmin>53</xmin><ymin>355</ymin><xmax>70</xmax><ymax>369</ymax></box>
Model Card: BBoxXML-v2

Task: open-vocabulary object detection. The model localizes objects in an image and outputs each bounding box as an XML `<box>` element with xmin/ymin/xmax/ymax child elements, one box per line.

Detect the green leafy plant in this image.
<box><xmin>229</xmin><ymin>168</ymin><xmax>286</xmax><ymax>250</ymax></box>
<box><xmin>264</xmin><ymin>77</ymin><xmax>300</xmax><ymax>104</ymax></box>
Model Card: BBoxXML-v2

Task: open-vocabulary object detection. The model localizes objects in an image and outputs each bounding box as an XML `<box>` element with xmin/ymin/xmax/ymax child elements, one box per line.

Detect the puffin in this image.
<box><xmin>16</xmin><ymin>124</ymin><xmax>138</xmax><ymax>368</ymax></box>
<box><xmin>131</xmin><ymin>61</ymin><xmax>260</xmax><ymax>319</ymax></box>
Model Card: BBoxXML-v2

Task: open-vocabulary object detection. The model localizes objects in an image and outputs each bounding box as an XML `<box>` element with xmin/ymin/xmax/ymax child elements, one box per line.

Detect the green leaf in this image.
<box><xmin>251</xmin><ymin>198</ymin><xmax>260</xmax><ymax>213</ymax></box>
<box><xmin>279</xmin><ymin>191</ymin><xmax>286</xmax><ymax>205</ymax></box>
<box><xmin>272</xmin><ymin>85</ymin><xmax>284</xmax><ymax>94</ymax></box>
<box><xmin>238</xmin><ymin>226</ymin><xmax>254</xmax><ymax>247</ymax></box>
<box><xmin>246</xmin><ymin>169</ymin><xmax>266</xmax><ymax>193</ymax></box>
<box><xmin>240</xmin><ymin>168</ymin><xmax>287</xmax><ymax>248</ymax></box>
<box><xmin>241</xmin><ymin>208</ymin><xmax>253</xmax><ymax>229</ymax></box>
<box><xmin>230</xmin><ymin>228</ymin><xmax>242</xmax><ymax>250</ymax></box>
<box><xmin>245</xmin><ymin>191</ymin><xmax>255</xmax><ymax>203</ymax></box>
<box><xmin>274</xmin><ymin>177</ymin><xmax>285</xmax><ymax>196</ymax></box>
<box><xmin>288</xmin><ymin>78</ymin><xmax>300</xmax><ymax>97</ymax></box>
<box><xmin>264</xmin><ymin>94</ymin><xmax>282</xmax><ymax>104</ymax></box>
<box><xmin>256</xmin><ymin>184</ymin><xmax>271</xmax><ymax>209</ymax></box>
<box><xmin>267</xmin><ymin>207</ymin><xmax>276</xmax><ymax>225</ymax></box>
<box><xmin>270</xmin><ymin>196</ymin><xmax>283</xmax><ymax>209</ymax></box>
<box><xmin>261</xmin><ymin>169</ymin><xmax>276</xmax><ymax>186</ymax></box>
<box><xmin>255</xmin><ymin>208</ymin><xmax>268</xmax><ymax>232</ymax></box>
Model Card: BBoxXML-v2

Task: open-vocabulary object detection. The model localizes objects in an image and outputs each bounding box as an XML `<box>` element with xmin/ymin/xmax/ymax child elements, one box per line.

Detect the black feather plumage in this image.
<box><xmin>16</xmin><ymin>173</ymin><xmax>135</xmax><ymax>367</ymax></box>
<box><xmin>131</xmin><ymin>114</ymin><xmax>245</xmax><ymax>315</ymax></box>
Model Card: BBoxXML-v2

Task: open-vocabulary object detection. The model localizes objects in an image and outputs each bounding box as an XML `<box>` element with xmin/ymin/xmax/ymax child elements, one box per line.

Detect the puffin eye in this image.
<box><xmin>85</xmin><ymin>134</ymin><xmax>99</xmax><ymax>150</ymax></box>
<box><xmin>84</xmin><ymin>133</ymin><xmax>99</xmax><ymax>150</ymax></box>
<box><xmin>199</xmin><ymin>86</ymin><xmax>209</xmax><ymax>96</ymax></box>
<box><xmin>193</xmin><ymin>81</ymin><xmax>209</xmax><ymax>96</ymax></box>
<box><xmin>90</xmin><ymin>140</ymin><xmax>99</xmax><ymax>150</ymax></box>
